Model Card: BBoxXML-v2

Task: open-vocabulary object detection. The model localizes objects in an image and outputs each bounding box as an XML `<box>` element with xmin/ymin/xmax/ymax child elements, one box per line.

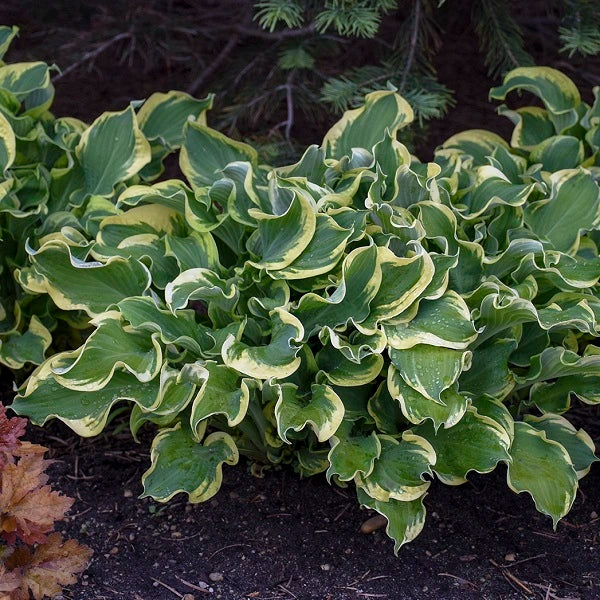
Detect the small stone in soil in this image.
<box><xmin>320</xmin><ymin>564</ymin><xmax>331</xmax><ymax>571</ymax></box>
<box><xmin>209</xmin><ymin>572</ymin><xmax>224</xmax><ymax>582</ymax></box>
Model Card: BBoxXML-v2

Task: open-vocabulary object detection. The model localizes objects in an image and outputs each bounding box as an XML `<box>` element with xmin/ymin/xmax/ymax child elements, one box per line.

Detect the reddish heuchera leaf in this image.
<box><xmin>0</xmin><ymin>454</ymin><xmax>73</xmax><ymax>545</ymax></box>
<box><xmin>0</xmin><ymin>406</ymin><xmax>91</xmax><ymax>598</ymax></box>
<box><xmin>0</xmin><ymin>562</ymin><xmax>22</xmax><ymax>596</ymax></box>
<box><xmin>10</xmin><ymin>441</ymin><xmax>47</xmax><ymax>459</ymax></box>
<box><xmin>4</xmin><ymin>533</ymin><xmax>93</xmax><ymax>600</ymax></box>
<box><xmin>0</xmin><ymin>405</ymin><xmax>27</xmax><ymax>468</ymax></box>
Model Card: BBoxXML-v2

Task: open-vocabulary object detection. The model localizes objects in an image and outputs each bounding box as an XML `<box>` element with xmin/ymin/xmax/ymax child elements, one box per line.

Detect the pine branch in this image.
<box><xmin>313</xmin><ymin>1</ymin><xmax>398</xmax><ymax>38</ymax></box>
<box><xmin>320</xmin><ymin>63</ymin><xmax>453</xmax><ymax>124</ymax></box>
<box><xmin>472</xmin><ymin>0</ymin><xmax>534</xmax><ymax>77</ymax></box>
<box><xmin>559</xmin><ymin>0</ymin><xmax>600</xmax><ymax>57</ymax></box>
<box><xmin>52</xmin><ymin>32</ymin><xmax>133</xmax><ymax>82</ymax></box>
<box><xmin>235</xmin><ymin>23</ymin><xmax>317</xmax><ymax>39</ymax></box>
<box><xmin>284</xmin><ymin>72</ymin><xmax>296</xmax><ymax>140</ymax></box>
<box><xmin>254</xmin><ymin>0</ymin><xmax>304</xmax><ymax>32</ymax></box>
<box><xmin>399</xmin><ymin>0</ymin><xmax>421</xmax><ymax>92</ymax></box>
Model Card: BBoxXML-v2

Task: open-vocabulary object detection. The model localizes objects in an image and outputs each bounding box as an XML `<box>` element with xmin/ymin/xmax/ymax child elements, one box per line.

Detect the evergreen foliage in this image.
<box><xmin>8</xmin><ymin>0</ymin><xmax>599</xmax><ymax>160</ymax></box>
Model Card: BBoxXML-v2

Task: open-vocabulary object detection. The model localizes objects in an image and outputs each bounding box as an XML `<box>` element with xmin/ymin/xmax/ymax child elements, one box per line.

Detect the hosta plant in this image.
<box><xmin>0</xmin><ymin>404</ymin><xmax>92</xmax><ymax>599</ymax></box>
<box><xmin>0</xmin><ymin>25</ymin><xmax>212</xmax><ymax>373</ymax></box>
<box><xmin>11</xmin><ymin>66</ymin><xmax>600</xmax><ymax>552</ymax></box>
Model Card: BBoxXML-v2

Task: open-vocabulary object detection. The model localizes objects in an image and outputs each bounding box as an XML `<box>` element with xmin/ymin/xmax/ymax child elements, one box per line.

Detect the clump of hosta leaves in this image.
<box><xmin>0</xmin><ymin>25</ymin><xmax>212</xmax><ymax>373</ymax></box>
<box><xmin>0</xmin><ymin>404</ymin><xmax>92</xmax><ymax>599</ymax></box>
<box><xmin>11</xmin><ymin>65</ymin><xmax>600</xmax><ymax>552</ymax></box>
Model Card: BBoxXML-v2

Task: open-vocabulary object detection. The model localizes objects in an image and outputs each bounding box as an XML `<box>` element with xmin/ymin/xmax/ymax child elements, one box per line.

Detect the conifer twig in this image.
<box><xmin>400</xmin><ymin>0</ymin><xmax>421</xmax><ymax>92</ymax></box>
<box><xmin>53</xmin><ymin>32</ymin><xmax>133</xmax><ymax>82</ymax></box>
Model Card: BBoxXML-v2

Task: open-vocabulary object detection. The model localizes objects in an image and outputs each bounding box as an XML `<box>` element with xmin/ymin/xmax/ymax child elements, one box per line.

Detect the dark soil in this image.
<box><xmin>15</xmin><ymin>414</ymin><xmax>597</xmax><ymax>600</ymax></box>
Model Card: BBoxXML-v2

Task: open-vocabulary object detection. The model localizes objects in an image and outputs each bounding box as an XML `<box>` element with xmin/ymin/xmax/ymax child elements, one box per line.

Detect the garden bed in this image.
<box><xmin>23</xmin><ymin>416</ymin><xmax>599</xmax><ymax>600</ymax></box>
<box><xmin>2</xmin><ymin>5</ymin><xmax>600</xmax><ymax>599</ymax></box>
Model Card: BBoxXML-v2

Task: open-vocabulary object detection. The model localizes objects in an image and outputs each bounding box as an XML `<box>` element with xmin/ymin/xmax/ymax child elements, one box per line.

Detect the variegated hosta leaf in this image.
<box><xmin>141</xmin><ymin>424</ymin><xmax>238</xmax><ymax>503</ymax></box>
<box><xmin>440</xmin><ymin>129</ymin><xmax>508</xmax><ymax>166</ymax></box>
<box><xmin>189</xmin><ymin>361</ymin><xmax>254</xmax><ymax>436</ymax></box>
<box><xmin>18</xmin><ymin>240</ymin><xmax>151</xmax><ymax>316</ymax></box>
<box><xmin>267</xmin><ymin>213</ymin><xmax>352</xmax><ymax>280</ymax></box>
<box><xmin>316</xmin><ymin>341</ymin><xmax>383</xmax><ymax>387</ymax></box>
<box><xmin>389</xmin><ymin>345</ymin><xmax>472</xmax><ymax>403</ymax></box>
<box><xmin>416</xmin><ymin>201</ymin><xmax>484</xmax><ymax>293</ymax></box>
<box><xmin>117</xmin><ymin>179</ymin><xmax>189</xmax><ymax>211</ymax></box>
<box><xmin>138</xmin><ymin>91</ymin><xmax>213</xmax><ymax>148</ymax></box>
<box><xmin>180</xmin><ymin>120</ymin><xmax>258</xmax><ymax>189</ymax></box>
<box><xmin>388</xmin><ymin>366</ymin><xmax>468</xmax><ymax>430</ymax></box>
<box><xmin>326</xmin><ymin>420</ymin><xmax>381</xmax><ymax>482</ymax></box>
<box><xmin>0</xmin><ymin>110</ymin><xmax>15</xmax><ymax>171</ymax></box>
<box><xmin>319</xmin><ymin>327</ymin><xmax>387</xmax><ymax>363</ymax></box>
<box><xmin>75</xmin><ymin>105</ymin><xmax>151</xmax><ymax>197</ymax></box>
<box><xmin>129</xmin><ymin>365</ymin><xmax>197</xmax><ymax>439</ymax></box>
<box><xmin>523</xmin><ymin>414</ymin><xmax>597</xmax><ymax>478</ymax></box>
<box><xmin>246</xmin><ymin>278</ymin><xmax>290</xmax><ymax>319</ymax></box>
<box><xmin>457</xmin><ymin>165</ymin><xmax>536</xmax><ymax>219</ymax></box>
<box><xmin>165</xmin><ymin>267</ymin><xmax>238</xmax><ymax>313</ymax></box>
<box><xmin>0</xmin><ymin>316</ymin><xmax>51</xmax><ymax>370</ymax></box>
<box><xmin>483</xmin><ymin>238</ymin><xmax>600</xmax><ymax>290</ymax></box>
<box><xmin>530</xmin><ymin>374</ymin><xmax>600</xmax><ymax>414</ymax></box>
<box><xmin>117</xmin><ymin>296</ymin><xmax>213</xmax><ymax>355</ymax></box>
<box><xmin>48</xmin><ymin>311</ymin><xmax>162</xmax><ymax>391</ymax></box>
<box><xmin>12</xmin><ymin>365</ymin><xmax>163</xmax><ymax>437</ymax></box>
<box><xmin>274</xmin><ymin>382</ymin><xmax>344</xmax><ymax>444</ymax></box>
<box><xmin>358</xmin><ymin>245</ymin><xmax>434</xmax><ymax>333</ymax></box>
<box><xmin>471</xmin><ymin>395</ymin><xmax>515</xmax><ymax>443</ymax></box>
<box><xmin>0</xmin><ymin>25</ymin><xmax>18</xmax><ymax>60</ymax></box>
<box><xmin>524</xmin><ymin>169</ymin><xmax>599</xmax><ymax>253</ymax></box>
<box><xmin>247</xmin><ymin>194</ymin><xmax>316</xmax><ymax>270</ymax></box>
<box><xmin>529</xmin><ymin>135</ymin><xmax>583</xmax><ymax>171</ymax></box>
<box><xmin>517</xmin><ymin>346</ymin><xmax>600</xmax><ymax>393</ymax></box>
<box><xmin>0</xmin><ymin>61</ymin><xmax>54</xmax><ymax>115</ymax></box>
<box><xmin>355</xmin><ymin>432</ymin><xmax>435</xmax><ymax>502</ymax></box>
<box><xmin>368</xmin><ymin>381</ymin><xmax>407</xmax><ymax>435</ymax></box>
<box><xmin>165</xmin><ymin>230</ymin><xmax>220</xmax><ymax>272</ymax></box>
<box><xmin>413</xmin><ymin>408</ymin><xmax>511</xmax><ymax>485</ymax></box>
<box><xmin>471</xmin><ymin>285</ymin><xmax>600</xmax><ymax>344</ymax></box>
<box><xmin>385</xmin><ymin>291</ymin><xmax>477</xmax><ymax>350</ymax></box>
<box><xmin>357</xmin><ymin>489</ymin><xmax>426</xmax><ymax>555</ymax></box>
<box><xmin>218</xmin><ymin>161</ymin><xmax>264</xmax><ymax>226</ymax></box>
<box><xmin>506</xmin><ymin>421</ymin><xmax>578</xmax><ymax>527</ymax></box>
<box><xmin>94</xmin><ymin>237</ymin><xmax>178</xmax><ymax>290</ymax></box>
<box><xmin>490</xmin><ymin>66</ymin><xmax>581</xmax><ymax>132</ymax></box>
<box><xmin>97</xmin><ymin>203</ymin><xmax>181</xmax><ymax>245</ymax></box>
<box><xmin>498</xmin><ymin>105</ymin><xmax>555</xmax><ymax>151</ymax></box>
<box><xmin>459</xmin><ymin>337</ymin><xmax>517</xmax><ymax>400</ymax></box>
<box><xmin>323</xmin><ymin>90</ymin><xmax>414</xmax><ymax>160</ymax></box>
<box><xmin>222</xmin><ymin>308</ymin><xmax>303</xmax><ymax>379</ymax></box>
<box><xmin>296</xmin><ymin>446</ymin><xmax>330</xmax><ymax>477</ymax></box>
<box><xmin>293</xmin><ymin>244</ymin><xmax>382</xmax><ymax>337</ymax></box>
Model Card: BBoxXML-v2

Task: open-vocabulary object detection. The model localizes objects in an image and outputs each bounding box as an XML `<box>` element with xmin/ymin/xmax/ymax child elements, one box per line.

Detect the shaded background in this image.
<box><xmin>2</xmin><ymin>0</ymin><xmax>599</xmax><ymax>161</ymax></box>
